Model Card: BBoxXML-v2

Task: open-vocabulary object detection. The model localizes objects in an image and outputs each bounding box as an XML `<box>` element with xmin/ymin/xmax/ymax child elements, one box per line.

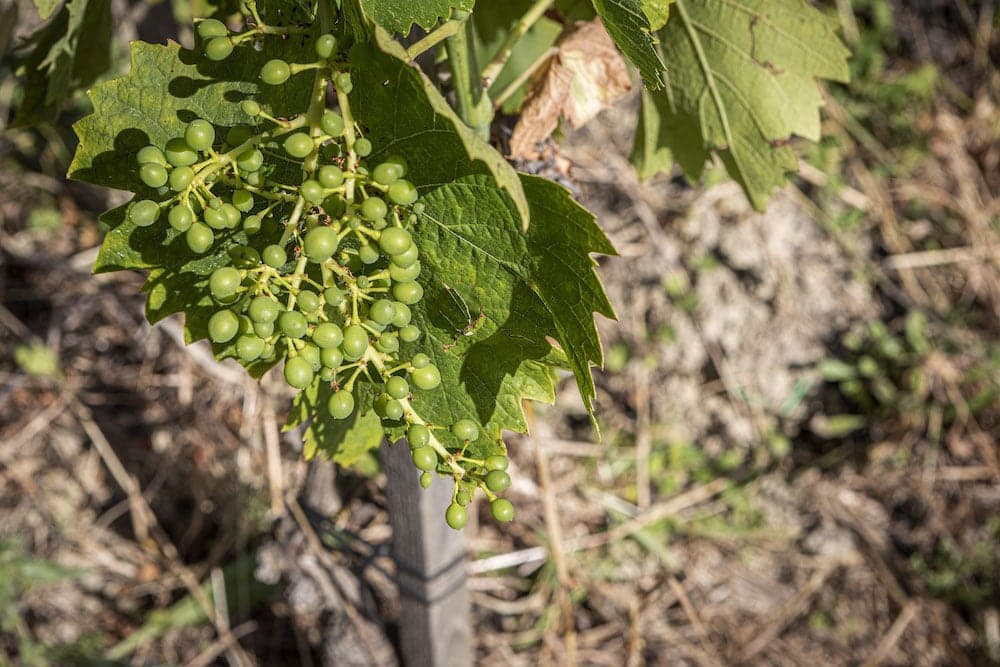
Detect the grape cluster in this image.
<box><xmin>125</xmin><ymin>19</ymin><xmax>514</xmax><ymax>527</ymax></box>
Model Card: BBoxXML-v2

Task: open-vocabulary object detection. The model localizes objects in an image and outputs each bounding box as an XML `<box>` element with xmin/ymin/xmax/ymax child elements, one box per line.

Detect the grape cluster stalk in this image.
<box><xmin>125</xmin><ymin>15</ymin><xmax>514</xmax><ymax>528</ymax></box>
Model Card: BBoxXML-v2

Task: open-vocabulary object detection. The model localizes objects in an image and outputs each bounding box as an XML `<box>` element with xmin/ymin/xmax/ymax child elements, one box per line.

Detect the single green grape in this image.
<box><xmin>368</xmin><ymin>299</ymin><xmax>395</xmax><ymax>326</ymax></box>
<box><xmin>365</xmin><ymin>318</ymin><xmax>387</xmax><ymax>333</ymax></box>
<box><xmin>241</xmin><ymin>100</ymin><xmax>262</xmax><ymax>117</ymax></box>
<box><xmin>359</xmin><ymin>244</ymin><xmax>380</xmax><ymax>265</ymax></box>
<box><xmin>229</xmin><ymin>245</ymin><xmax>260</xmax><ymax>268</ymax></box>
<box><xmin>386</xmin><ymin>376</ymin><xmax>409</xmax><ymax>399</ymax></box>
<box><xmin>319</xmin><ymin>367</ymin><xmax>335</xmax><ymax>382</ymax></box>
<box><xmin>377</xmin><ymin>396</ymin><xmax>404</xmax><ymax>421</ymax></box>
<box><xmin>341</xmin><ymin>325</ymin><xmax>369</xmax><ymax>360</ymax></box>
<box><xmin>300</xmin><ymin>179</ymin><xmax>324</xmax><ymax>204</ymax></box>
<box><xmin>185</xmin><ymin>119</ymin><xmax>216</xmax><ymax>152</ymax></box>
<box><xmin>248</xmin><ymin>296</ymin><xmax>280</xmax><ymax>323</ymax></box>
<box><xmin>318</xmin><ymin>165</ymin><xmax>344</xmax><ymax>189</ymax></box>
<box><xmin>411</xmin><ymin>364</ymin><xmax>441</xmax><ymax>390</ymax></box>
<box><xmin>168</xmin><ymin>205</ymin><xmax>193</xmax><ymax>232</ymax></box>
<box><xmin>139</xmin><ymin>163</ymin><xmax>168</xmax><ymax>188</ymax></box>
<box><xmin>455</xmin><ymin>489</ymin><xmax>471</xmax><ymax>506</ymax></box>
<box><xmin>323</xmin><ymin>287</ymin><xmax>345</xmax><ymax>307</ymax></box>
<box><xmin>399</xmin><ymin>325</ymin><xmax>421</xmax><ymax>343</ymax></box>
<box><xmin>407</xmin><ymin>424</ymin><xmax>429</xmax><ymax>449</ymax></box>
<box><xmin>168</xmin><ymin>166</ymin><xmax>194</xmax><ymax>192</ymax></box>
<box><xmin>262</xmin><ymin>245</ymin><xmax>287</xmax><ymax>268</ymax></box>
<box><xmin>389</xmin><ymin>260</ymin><xmax>421</xmax><ymax>283</ymax></box>
<box><xmin>196</xmin><ymin>18</ymin><xmax>228</xmax><ymax>39</ymax></box>
<box><xmin>137</xmin><ymin>145</ymin><xmax>166</xmax><ymax>166</ymax></box>
<box><xmin>226</xmin><ymin>125</ymin><xmax>252</xmax><ymax>147</ymax></box>
<box><xmin>306</xmin><ymin>323</ymin><xmax>341</xmax><ymax>351</ymax></box>
<box><xmin>284</xmin><ymin>356</ymin><xmax>314</xmax><ymax>389</ymax></box>
<box><xmin>236</xmin><ymin>334</ymin><xmax>265</xmax><ymax>362</ymax></box>
<box><xmin>387</xmin><ymin>179</ymin><xmax>418</xmax><ymax>206</ymax></box>
<box><xmin>361</xmin><ymin>197</ymin><xmax>387</xmax><ymax>221</ymax></box>
<box><xmin>319</xmin><ymin>346</ymin><xmax>342</xmax><ymax>370</ymax></box>
<box><xmin>412</xmin><ymin>447</ymin><xmax>437</xmax><ymax>472</ymax></box>
<box><xmin>260</xmin><ymin>59</ymin><xmax>291</xmax><ymax>85</ymax></box>
<box><xmin>490</xmin><ymin>498</ymin><xmax>515</xmax><ymax>523</ymax></box>
<box><xmin>186</xmin><ymin>223</ymin><xmax>214</xmax><ymax>253</ymax></box>
<box><xmin>284</xmin><ymin>133</ymin><xmax>313</xmax><ymax>159</ymax></box>
<box><xmin>445</xmin><ymin>504</ymin><xmax>468</xmax><ymax>530</ymax></box>
<box><xmin>334</xmin><ymin>72</ymin><xmax>353</xmax><ymax>93</ymax></box>
<box><xmin>419</xmin><ymin>471</ymin><xmax>432</xmax><ymax>488</ymax></box>
<box><xmin>391</xmin><ymin>302</ymin><xmax>412</xmax><ymax>327</ymax></box>
<box><xmin>236</xmin><ymin>148</ymin><xmax>264</xmax><ymax>172</ymax></box>
<box><xmin>303</xmin><ymin>226</ymin><xmax>338</xmax><ymax>262</ymax></box>
<box><xmin>377</xmin><ymin>331</ymin><xmax>399</xmax><ymax>353</ymax></box>
<box><xmin>205</xmin><ymin>37</ymin><xmax>234</xmax><ymax>61</ymax></box>
<box><xmin>209</xmin><ymin>267</ymin><xmax>242</xmax><ymax>301</ymax></box>
<box><xmin>297</xmin><ymin>290</ymin><xmax>320</xmax><ymax>314</ymax></box>
<box><xmin>278</xmin><ymin>311</ymin><xmax>308</xmax><ymax>339</ymax></box>
<box><xmin>129</xmin><ymin>200</ymin><xmax>160</xmax><ymax>227</ymax></box>
<box><xmin>328</xmin><ymin>390</ymin><xmax>355</xmax><ymax>419</ymax></box>
<box><xmin>221</xmin><ymin>203</ymin><xmax>241</xmax><ymax>228</ymax></box>
<box><xmin>315</xmin><ymin>33</ymin><xmax>337</xmax><ymax>58</ymax></box>
<box><xmin>452</xmin><ymin>419</ymin><xmax>479</xmax><ymax>441</ymax></box>
<box><xmin>354</xmin><ymin>137</ymin><xmax>372</xmax><ymax>156</ymax></box>
<box><xmin>411</xmin><ymin>353</ymin><xmax>430</xmax><ymax>369</ymax></box>
<box><xmin>243</xmin><ymin>215</ymin><xmax>262</xmax><ymax>234</ymax></box>
<box><xmin>203</xmin><ymin>207</ymin><xmax>228</xmax><ymax>230</ymax></box>
<box><xmin>485</xmin><ymin>470</ymin><xmax>511</xmax><ymax>493</ymax></box>
<box><xmin>164</xmin><ymin>138</ymin><xmax>198</xmax><ymax>167</ymax></box>
<box><xmin>299</xmin><ymin>343</ymin><xmax>321</xmax><ymax>370</ymax></box>
<box><xmin>382</xmin><ymin>155</ymin><xmax>408</xmax><ymax>177</ymax></box>
<box><xmin>321</xmin><ymin>111</ymin><xmax>345</xmax><ymax>137</ymax></box>
<box><xmin>253</xmin><ymin>320</ymin><xmax>274</xmax><ymax>338</ymax></box>
<box><xmin>208</xmin><ymin>310</ymin><xmax>239</xmax><ymax>343</ymax></box>
<box><xmin>391</xmin><ymin>243</ymin><xmax>419</xmax><ymax>268</ymax></box>
<box><xmin>393</xmin><ymin>281</ymin><xmax>424</xmax><ymax>305</ymax></box>
<box><xmin>379</xmin><ymin>227</ymin><xmax>412</xmax><ymax>255</ymax></box>
<box><xmin>232</xmin><ymin>189</ymin><xmax>254</xmax><ymax>212</ymax></box>
<box><xmin>372</xmin><ymin>161</ymin><xmax>404</xmax><ymax>185</ymax></box>
<box><xmin>485</xmin><ymin>455</ymin><xmax>509</xmax><ymax>471</ymax></box>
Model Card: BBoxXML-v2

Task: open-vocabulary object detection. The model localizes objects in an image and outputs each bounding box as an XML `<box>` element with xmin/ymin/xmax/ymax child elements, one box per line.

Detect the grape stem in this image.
<box><xmin>491</xmin><ymin>46</ymin><xmax>559</xmax><ymax>110</ymax></box>
<box><xmin>443</xmin><ymin>11</ymin><xmax>492</xmax><ymax>141</ymax></box>
<box><xmin>479</xmin><ymin>0</ymin><xmax>556</xmax><ymax>89</ymax></box>
<box><xmin>405</xmin><ymin>17</ymin><xmax>465</xmax><ymax>61</ymax></box>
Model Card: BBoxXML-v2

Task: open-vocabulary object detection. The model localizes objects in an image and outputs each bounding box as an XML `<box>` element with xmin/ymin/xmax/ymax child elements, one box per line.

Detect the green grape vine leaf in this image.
<box><xmin>360</xmin><ymin>0</ymin><xmax>475</xmax><ymax>35</ymax></box>
<box><xmin>591</xmin><ymin>0</ymin><xmax>666</xmax><ymax>90</ymax></box>
<box><xmin>288</xmin><ymin>381</ymin><xmax>384</xmax><ymax>464</ymax></box>
<box><xmin>631</xmin><ymin>0</ymin><xmax>850</xmax><ymax>210</ymax></box>
<box><xmin>33</xmin><ymin>0</ymin><xmax>61</xmax><ymax>20</ymax></box>
<box><xmin>13</xmin><ymin>0</ymin><xmax>113</xmax><ymax>127</ymax></box>
<box><xmin>641</xmin><ymin>0</ymin><xmax>671</xmax><ymax>30</ymax></box>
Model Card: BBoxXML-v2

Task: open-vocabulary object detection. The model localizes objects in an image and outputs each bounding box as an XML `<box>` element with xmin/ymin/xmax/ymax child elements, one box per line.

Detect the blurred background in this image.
<box><xmin>1</xmin><ymin>0</ymin><xmax>998</xmax><ymax>664</ymax></box>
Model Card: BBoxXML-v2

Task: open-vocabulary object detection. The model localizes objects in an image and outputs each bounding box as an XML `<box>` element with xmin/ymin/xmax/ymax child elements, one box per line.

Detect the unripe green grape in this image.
<box><xmin>168</xmin><ymin>205</ymin><xmax>193</xmax><ymax>232</ymax></box>
<box><xmin>320</xmin><ymin>346</ymin><xmax>343</xmax><ymax>369</ymax></box>
<box><xmin>323</xmin><ymin>287</ymin><xmax>345</xmax><ymax>307</ymax></box>
<box><xmin>313</xmin><ymin>322</ymin><xmax>344</xmax><ymax>349</ymax></box>
<box><xmin>368</xmin><ymin>299</ymin><xmax>395</xmax><ymax>326</ymax></box>
<box><xmin>278</xmin><ymin>311</ymin><xmax>308</xmax><ymax>339</ymax></box>
<box><xmin>284</xmin><ymin>133</ymin><xmax>313</xmax><ymax>158</ymax></box>
<box><xmin>164</xmin><ymin>138</ymin><xmax>198</xmax><ymax>167</ymax></box>
<box><xmin>260</xmin><ymin>59</ymin><xmax>291</xmax><ymax>85</ymax></box>
<box><xmin>372</xmin><ymin>161</ymin><xmax>404</xmax><ymax>185</ymax></box>
<box><xmin>391</xmin><ymin>302</ymin><xmax>412</xmax><ymax>327</ymax></box>
<box><xmin>412</xmin><ymin>447</ymin><xmax>437</xmax><ymax>472</ymax></box>
<box><xmin>452</xmin><ymin>419</ymin><xmax>479</xmax><ymax>441</ymax></box>
<box><xmin>359</xmin><ymin>245</ymin><xmax>379</xmax><ymax>265</ymax></box>
<box><xmin>376</xmin><ymin>396</ymin><xmax>403</xmax><ymax>421</ymax></box>
<box><xmin>322</xmin><ymin>194</ymin><xmax>347</xmax><ymax>219</ymax></box>
<box><xmin>393</xmin><ymin>281</ymin><xmax>423</xmax><ymax>305</ymax></box>
<box><xmin>236</xmin><ymin>334</ymin><xmax>265</xmax><ymax>362</ymax></box>
<box><xmin>243</xmin><ymin>215</ymin><xmax>262</xmax><ymax>234</ymax></box>
<box><xmin>387</xmin><ymin>179</ymin><xmax>418</xmax><ymax>206</ymax></box>
<box><xmin>411</xmin><ymin>364</ymin><xmax>440</xmax><ymax>390</ymax></box>
<box><xmin>341</xmin><ymin>324</ymin><xmax>369</xmax><ymax>360</ymax></box>
<box><xmin>361</xmin><ymin>197</ymin><xmax>387</xmax><ymax>221</ymax></box>
<box><xmin>318</xmin><ymin>165</ymin><xmax>344</xmax><ymax>189</ymax></box>
<box><xmin>334</xmin><ymin>72</ymin><xmax>353</xmax><ymax>93</ymax></box>
<box><xmin>303</xmin><ymin>226</ymin><xmax>338</xmax><ymax>262</ymax></box>
<box><xmin>490</xmin><ymin>498</ymin><xmax>514</xmax><ymax>522</ymax></box>
<box><xmin>232</xmin><ymin>189</ymin><xmax>254</xmax><ymax>212</ymax></box>
<box><xmin>445</xmin><ymin>503</ymin><xmax>468</xmax><ymax>530</ymax></box>
<box><xmin>186</xmin><ymin>222</ymin><xmax>214</xmax><ymax>253</ymax></box>
<box><xmin>300</xmin><ymin>179</ymin><xmax>324</xmax><ymax>204</ymax></box>
<box><xmin>137</xmin><ymin>145</ymin><xmax>166</xmax><ymax>165</ymax></box>
<box><xmin>205</xmin><ymin>36</ymin><xmax>234</xmax><ymax>61</ymax></box>
<box><xmin>297</xmin><ymin>290</ymin><xmax>320</xmax><ymax>313</ymax></box>
<box><xmin>240</xmin><ymin>100</ymin><xmax>261</xmax><ymax>116</ymax></box>
<box><xmin>321</xmin><ymin>111</ymin><xmax>345</xmax><ymax>137</ymax></box>
<box><xmin>365</xmin><ymin>319</ymin><xmax>387</xmax><ymax>333</ymax></box>
<box><xmin>485</xmin><ymin>455</ymin><xmax>508</xmax><ymax>471</ymax></box>
<box><xmin>139</xmin><ymin>163</ymin><xmax>168</xmax><ymax>188</ymax></box>
<box><xmin>315</xmin><ymin>33</ymin><xmax>337</xmax><ymax>58</ymax></box>
<box><xmin>485</xmin><ymin>469</ymin><xmax>511</xmax><ymax>493</ymax></box>
<box><xmin>236</xmin><ymin>148</ymin><xmax>264</xmax><ymax>172</ymax></box>
<box><xmin>419</xmin><ymin>471</ymin><xmax>432</xmax><ymax>488</ymax></box>
<box><xmin>399</xmin><ymin>325</ymin><xmax>421</xmax><ymax>343</ymax></box>
<box><xmin>386</xmin><ymin>376</ymin><xmax>409</xmax><ymax>399</ymax></box>
<box><xmin>237</xmin><ymin>315</ymin><xmax>253</xmax><ymax>335</ymax></box>
<box><xmin>129</xmin><ymin>199</ymin><xmax>160</xmax><ymax>227</ymax></box>
<box><xmin>253</xmin><ymin>320</ymin><xmax>274</xmax><ymax>338</ymax></box>
<box><xmin>168</xmin><ymin>166</ymin><xmax>194</xmax><ymax>191</ymax></box>
<box><xmin>196</xmin><ymin>18</ymin><xmax>228</xmax><ymax>39</ymax></box>
<box><xmin>354</xmin><ymin>137</ymin><xmax>372</xmax><ymax>156</ymax></box>
<box><xmin>379</xmin><ymin>227</ymin><xmax>411</xmax><ymax>255</ymax></box>
<box><xmin>248</xmin><ymin>296</ymin><xmax>280</xmax><ymax>323</ymax></box>
<box><xmin>391</xmin><ymin>243</ymin><xmax>419</xmax><ymax>268</ymax></box>
<box><xmin>389</xmin><ymin>260</ymin><xmax>421</xmax><ymax>283</ymax></box>
<box><xmin>209</xmin><ymin>266</ymin><xmax>241</xmax><ymax>301</ymax></box>
<box><xmin>328</xmin><ymin>390</ymin><xmax>355</xmax><ymax>419</ymax></box>
<box><xmin>263</xmin><ymin>244</ymin><xmax>287</xmax><ymax>268</ymax></box>
<box><xmin>208</xmin><ymin>310</ymin><xmax>239</xmax><ymax>343</ymax></box>
<box><xmin>377</xmin><ymin>331</ymin><xmax>399</xmax><ymax>353</ymax></box>
<box><xmin>221</xmin><ymin>203</ymin><xmax>241</xmax><ymax>228</ymax></box>
<box><xmin>185</xmin><ymin>119</ymin><xmax>216</xmax><ymax>152</ymax></box>
<box><xmin>208</xmin><ymin>196</ymin><xmax>223</xmax><ymax>210</ymax></box>
<box><xmin>411</xmin><ymin>353</ymin><xmax>430</xmax><ymax>369</ymax></box>
<box><xmin>407</xmin><ymin>424</ymin><xmax>429</xmax><ymax>449</ymax></box>
<box><xmin>203</xmin><ymin>207</ymin><xmax>228</xmax><ymax>230</ymax></box>
<box><xmin>299</xmin><ymin>343</ymin><xmax>322</xmax><ymax>370</ymax></box>
<box><xmin>284</xmin><ymin>356</ymin><xmax>314</xmax><ymax>389</ymax></box>
<box><xmin>226</xmin><ymin>124</ymin><xmax>251</xmax><ymax>147</ymax></box>
<box><xmin>319</xmin><ymin>367</ymin><xmax>335</xmax><ymax>381</ymax></box>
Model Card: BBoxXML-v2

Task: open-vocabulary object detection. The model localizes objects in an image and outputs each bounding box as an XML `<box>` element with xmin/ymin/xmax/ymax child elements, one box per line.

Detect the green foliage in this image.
<box><xmin>591</xmin><ymin>0</ymin><xmax>665</xmax><ymax>89</ymax></box>
<box><xmin>361</xmin><ymin>0</ymin><xmax>475</xmax><ymax>34</ymax></box>
<box><xmin>631</xmin><ymin>0</ymin><xmax>851</xmax><ymax>209</ymax></box>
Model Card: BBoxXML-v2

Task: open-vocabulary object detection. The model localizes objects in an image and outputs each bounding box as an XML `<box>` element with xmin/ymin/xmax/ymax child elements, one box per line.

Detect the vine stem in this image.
<box><xmin>491</xmin><ymin>46</ymin><xmax>558</xmax><ymax>110</ymax></box>
<box><xmin>479</xmin><ymin>0</ymin><xmax>556</xmax><ymax>89</ymax></box>
<box><xmin>444</xmin><ymin>10</ymin><xmax>492</xmax><ymax>141</ymax></box>
<box><xmin>405</xmin><ymin>17</ymin><xmax>465</xmax><ymax>61</ymax></box>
